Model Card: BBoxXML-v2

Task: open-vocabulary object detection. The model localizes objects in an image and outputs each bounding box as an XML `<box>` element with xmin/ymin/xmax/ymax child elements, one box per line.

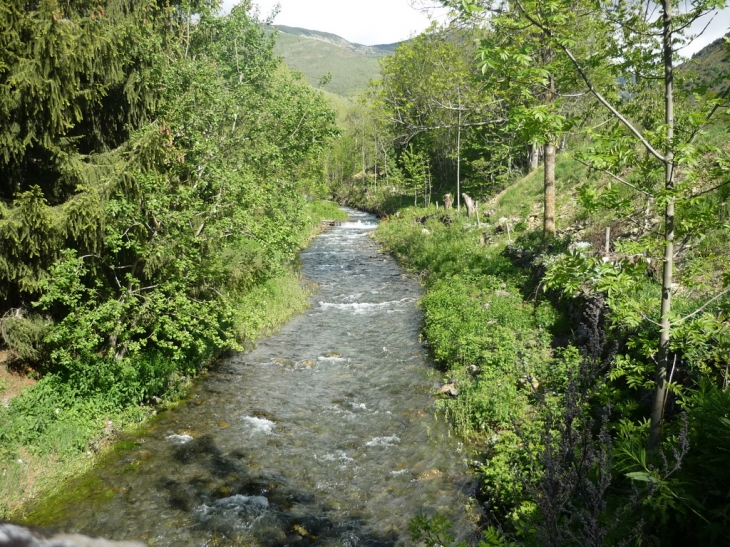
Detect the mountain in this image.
<box><xmin>272</xmin><ymin>26</ymin><xmax>399</xmax><ymax>98</ymax></box>
<box><xmin>684</xmin><ymin>33</ymin><xmax>730</xmax><ymax>96</ymax></box>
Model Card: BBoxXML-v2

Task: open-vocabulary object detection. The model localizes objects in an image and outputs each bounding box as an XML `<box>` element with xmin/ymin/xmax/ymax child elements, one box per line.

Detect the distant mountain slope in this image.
<box><xmin>684</xmin><ymin>33</ymin><xmax>730</xmax><ymax>95</ymax></box>
<box><xmin>272</xmin><ymin>26</ymin><xmax>397</xmax><ymax>98</ymax></box>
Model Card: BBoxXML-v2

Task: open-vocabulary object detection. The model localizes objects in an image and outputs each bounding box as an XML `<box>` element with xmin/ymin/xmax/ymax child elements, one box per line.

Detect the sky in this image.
<box><xmin>219</xmin><ymin>0</ymin><xmax>729</xmax><ymax>55</ymax></box>
<box><xmin>221</xmin><ymin>0</ymin><xmax>449</xmax><ymax>46</ymax></box>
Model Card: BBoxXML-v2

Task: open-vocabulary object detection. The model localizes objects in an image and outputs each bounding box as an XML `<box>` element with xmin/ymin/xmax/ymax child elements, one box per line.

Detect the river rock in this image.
<box><xmin>437</xmin><ymin>383</ymin><xmax>459</xmax><ymax>397</ymax></box>
<box><xmin>0</xmin><ymin>524</ymin><xmax>146</xmax><ymax>547</ymax></box>
<box><xmin>417</xmin><ymin>468</ymin><xmax>442</xmax><ymax>480</ymax></box>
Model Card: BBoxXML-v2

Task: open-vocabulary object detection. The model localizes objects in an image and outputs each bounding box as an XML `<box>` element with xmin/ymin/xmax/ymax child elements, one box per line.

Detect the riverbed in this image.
<box><xmin>28</xmin><ymin>209</ymin><xmax>477</xmax><ymax>546</ymax></box>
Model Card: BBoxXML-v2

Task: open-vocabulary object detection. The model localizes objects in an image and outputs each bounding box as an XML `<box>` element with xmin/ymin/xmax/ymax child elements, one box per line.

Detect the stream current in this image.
<box><xmin>40</xmin><ymin>209</ymin><xmax>477</xmax><ymax>546</ymax></box>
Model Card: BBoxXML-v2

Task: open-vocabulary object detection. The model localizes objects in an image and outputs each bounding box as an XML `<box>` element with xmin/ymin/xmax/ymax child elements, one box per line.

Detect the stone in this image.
<box><xmin>518</xmin><ymin>375</ymin><xmax>540</xmax><ymax>391</ymax></box>
<box><xmin>437</xmin><ymin>383</ymin><xmax>459</xmax><ymax>397</ymax></box>
<box><xmin>417</xmin><ymin>468</ymin><xmax>442</xmax><ymax>480</ymax></box>
<box><xmin>0</xmin><ymin>524</ymin><xmax>147</xmax><ymax>547</ymax></box>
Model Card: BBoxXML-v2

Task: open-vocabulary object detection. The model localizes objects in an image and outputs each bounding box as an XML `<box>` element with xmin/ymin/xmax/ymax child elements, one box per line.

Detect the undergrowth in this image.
<box><xmin>375</xmin><ymin>207</ymin><xmax>574</xmax><ymax>526</ymax></box>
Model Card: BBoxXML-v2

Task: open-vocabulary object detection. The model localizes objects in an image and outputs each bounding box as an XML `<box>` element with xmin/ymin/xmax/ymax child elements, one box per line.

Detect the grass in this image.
<box><xmin>374</xmin><ymin>206</ymin><xmax>571</xmax><ymax>524</ymax></box>
<box><xmin>274</xmin><ymin>29</ymin><xmax>383</xmax><ymax>98</ymax></box>
<box><xmin>491</xmin><ymin>168</ymin><xmax>543</xmax><ymax>219</ymax></box>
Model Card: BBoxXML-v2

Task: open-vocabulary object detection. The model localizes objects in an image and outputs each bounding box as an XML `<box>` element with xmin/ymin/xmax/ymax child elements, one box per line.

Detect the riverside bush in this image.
<box><xmin>376</xmin><ymin>208</ymin><xmax>566</xmax><ymax>523</ymax></box>
<box><xmin>377</xmin><ymin>204</ymin><xmax>730</xmax><ymax>542</ymax></box>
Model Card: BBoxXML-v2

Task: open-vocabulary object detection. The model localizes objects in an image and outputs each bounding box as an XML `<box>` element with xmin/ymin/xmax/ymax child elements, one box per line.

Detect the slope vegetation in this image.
<box><xmin>273</xmin><ymin>25</ymin><xmax>395</xmax><ymax>97</ymax></box>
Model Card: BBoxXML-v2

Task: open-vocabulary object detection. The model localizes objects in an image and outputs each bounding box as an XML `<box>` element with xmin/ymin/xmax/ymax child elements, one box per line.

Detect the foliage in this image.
<box><xmin>409</xmin><ymin>513</ymin><xmax>518</xmax><ymax>547</ymax></box>
<box><xmin>0</xmin><ymin>0</ymin><xmax>341</xmax><ymax>516</ymax></box>
<box><xmin>376</xmin><ymin>209</ymin><xmax>564</xmax><ymax>525</ymax></box>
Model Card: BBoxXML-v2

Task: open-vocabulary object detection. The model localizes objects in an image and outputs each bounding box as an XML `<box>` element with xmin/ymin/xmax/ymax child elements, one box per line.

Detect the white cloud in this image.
<box><xmin>220</xmin><ymin>0</ymin><xmax>449</xmax><ymax>45</ymax></box>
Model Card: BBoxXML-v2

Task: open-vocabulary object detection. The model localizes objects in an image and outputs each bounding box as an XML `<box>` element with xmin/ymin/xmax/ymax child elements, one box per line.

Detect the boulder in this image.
<box><xmin>437</xmin><ymin>383</ymin><xmax>459</xmax><ymax>397</ymax></box>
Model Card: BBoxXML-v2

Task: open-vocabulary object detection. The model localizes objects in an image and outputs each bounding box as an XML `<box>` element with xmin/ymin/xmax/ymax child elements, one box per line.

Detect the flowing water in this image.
<box><xmin>36</xmin><ymin>209</ymin><xmax>477</xmax><ymax>546</ymax></box>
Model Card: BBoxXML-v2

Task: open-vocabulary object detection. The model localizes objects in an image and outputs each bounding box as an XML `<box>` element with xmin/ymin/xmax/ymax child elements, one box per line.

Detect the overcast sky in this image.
<box><xmin>220</xmin><ymin>0</ymin><xmax>729</xmax><ymax>55</ymax></box>
<box><xmin>221</xmin><ymin>0</ymin><xmax>449</xmax><ymax>45</ymax></box>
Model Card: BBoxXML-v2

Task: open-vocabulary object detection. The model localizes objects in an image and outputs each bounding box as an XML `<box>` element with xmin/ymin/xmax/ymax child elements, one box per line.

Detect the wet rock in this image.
<box><xmin>324</xmin><ymin>353</ymin><xmax>342</xmax><ymax>358</ymax></box>
<box><xmin>437</xmin><ymin>383</ymin><xmax>459</xmax><ymax>397</ymax></box>
<box><xmin>417</xmin><ymin>468</ymin><xmax>442</xmax><ymax>480</ymax></box>
<box><xmin>0</xmin><ymin>524</ymin><xmax>146</xmax><ymax>546</ymax></box>
<box><xmin>173</xmin><ymin>434</ymin><xmax>219</xmax><ymax>464</ymax></box>
<box><xmin>251</xmin><ymin>409</ymin><xmax>275</xmax><ymax>421</ymax></box>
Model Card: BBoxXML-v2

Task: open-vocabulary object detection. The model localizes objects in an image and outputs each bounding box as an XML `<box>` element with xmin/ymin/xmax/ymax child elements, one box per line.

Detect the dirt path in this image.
<box><xmin>0</xmin><ymin>351</ymin><xmax>36</xmax><ymax>407</ymax></box>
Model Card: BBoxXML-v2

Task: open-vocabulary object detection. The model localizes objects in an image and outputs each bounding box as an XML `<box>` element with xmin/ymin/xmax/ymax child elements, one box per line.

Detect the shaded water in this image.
<box><xmin>38</xmin><ymin>209</ymin><xmax>477</xmax><ymax>546</ymax></box>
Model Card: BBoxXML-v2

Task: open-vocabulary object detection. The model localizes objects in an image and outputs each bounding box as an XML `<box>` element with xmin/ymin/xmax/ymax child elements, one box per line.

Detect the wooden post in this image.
<box><xmin>476</xmin><ymin>201</ymin><xmax>481</xmax><ymax>228</ymax></box>
<box><xmin>605</xmin><ymin>226</ymin><xmax>611</xmax><ymax>255</ymax></box>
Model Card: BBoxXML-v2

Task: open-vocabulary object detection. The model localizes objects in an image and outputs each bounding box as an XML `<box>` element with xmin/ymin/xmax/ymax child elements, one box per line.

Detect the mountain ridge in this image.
<box><xmin>274</xmin><ymin>25</ymin><xmax>399</xmax><ymax>57</ymax></box>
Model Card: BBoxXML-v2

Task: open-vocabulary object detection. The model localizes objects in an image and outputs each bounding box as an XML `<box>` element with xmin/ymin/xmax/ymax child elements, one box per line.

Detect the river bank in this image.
<box><xmin>0</xmin><ymin>200</ymin><xmax>348</xmax><ymax>520</ymax></box>
<box><xmin>346</xmin><ymin>171</ymin><xmax>730</xmax><ymax>544</ymax></box>
<box><xmin>11</xmin><ymin>208</ymin><xmax>479</xmax><ymax>546</ymax></box>
<box><xmin>371</xmin><ymin>203</ymin><xmax>569</xmax><ymax>532</ymax></box>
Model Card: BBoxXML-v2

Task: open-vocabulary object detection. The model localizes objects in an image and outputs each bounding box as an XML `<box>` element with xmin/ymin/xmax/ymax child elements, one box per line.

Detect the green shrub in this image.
<box><xmin>0</xmin><ymin>313</ymin><xmax>52</xmax><ymax>364</ymax></box>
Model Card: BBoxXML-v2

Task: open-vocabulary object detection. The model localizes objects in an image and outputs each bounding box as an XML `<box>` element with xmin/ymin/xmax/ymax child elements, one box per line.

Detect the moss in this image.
<box><xmin>19</xmin><ymin>474</ymin><xmax>116</xmax><ymax>527</ymax></box>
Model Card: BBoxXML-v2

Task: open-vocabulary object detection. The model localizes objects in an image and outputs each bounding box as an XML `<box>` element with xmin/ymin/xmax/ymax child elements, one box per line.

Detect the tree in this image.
<box><xmin>373</xmin><ymin>26</ymin><xmax>507</xmax><ymax>204</ymax></box>
<box><xmin>0</xmin><ymin>0</ymin><xmax>338</xmax><ymax>377</ymax></box>
<box><xmin>456</xmin><ymin>0</ymin><xmax>606</xmax><ymax>237</ymax></box>
<box><xmin>457</xmin><ymin>0</ymin><xmax>730</xmax><ymax>450</ymax></box>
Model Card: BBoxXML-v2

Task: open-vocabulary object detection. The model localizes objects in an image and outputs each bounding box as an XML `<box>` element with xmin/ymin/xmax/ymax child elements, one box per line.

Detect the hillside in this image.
<box><xmin>273</xmin><ymin>25</ymin><xmax>397</xmax><ymax>97</ymax></box>
<box><xmin>685</xmin><ymin>32</ymin><xmax>730</xmax><ymax>95</ymax></box>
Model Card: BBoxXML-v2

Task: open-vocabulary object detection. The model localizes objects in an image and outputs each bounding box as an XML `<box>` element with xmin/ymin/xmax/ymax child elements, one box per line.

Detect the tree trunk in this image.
<box><xmin>374</xmin><ymin>134</ymin><xmax>378</xmax><ymax>192</ymax></box>
<box><xmin>456</xmin><ymin>113</ymin><xmax>462</xmax><ymax>211</ymax></box>
<box><xmin>543</xmin><ymin>142</ymin><xmax>556</xmax><ymax>237</ymax></box>
<box><xmin>462</xmin><ymin>193</ymin><xmax>476</xmax><ymax>217</ymax></box>
<box><xmin>530</xmin><ymin>142</ymin><xmax>540</xmax><ymax>171</ymax></box>
<box><xmin>649</xmin><ymin>0</ymin><xmax>675</xmax><ymax>452</ymax></box>
<box><xmin>543</xmin><ymin>72</ymin><xmax>557</xmax><ymax>238</ymax></box>
<box><xmin>443</xmin><ymin>193</ymin><xmax>453</xmax><ymax>210</ymax></box>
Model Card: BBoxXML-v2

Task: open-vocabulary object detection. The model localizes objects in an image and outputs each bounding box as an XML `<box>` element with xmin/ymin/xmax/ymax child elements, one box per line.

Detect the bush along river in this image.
<box><xmin>22</xmin><ymin>209</ymin><xmax>478</xmax><ymax>546</ymax></box>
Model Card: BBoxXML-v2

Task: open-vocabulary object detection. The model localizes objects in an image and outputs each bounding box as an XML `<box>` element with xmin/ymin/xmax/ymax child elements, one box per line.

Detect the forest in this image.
<box><xmin>1</xmin><ymin>0</ymin><xmax>729</xmax><ymax>545</ymax></box>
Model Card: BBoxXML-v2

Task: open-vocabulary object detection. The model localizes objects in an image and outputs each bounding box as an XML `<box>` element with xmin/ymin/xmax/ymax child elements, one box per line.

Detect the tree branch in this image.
<box><xmin>574</xmin><ymin>158</ymin><xmax>654</xmax><ymax>196</ymax></box>
<box><xmin>673</xmin><ymin>286</ymin><xmax>730</xmax><ymax>325</ymax></box>
<box><xmin>687</xmin><ymin>83</ymin><xmax>730</xmax><ymax>145</ymax></box>
<box><xmin>513</xmin><ymin>0</ymin><xmax>666</xmax><ymax>163</ymax></box>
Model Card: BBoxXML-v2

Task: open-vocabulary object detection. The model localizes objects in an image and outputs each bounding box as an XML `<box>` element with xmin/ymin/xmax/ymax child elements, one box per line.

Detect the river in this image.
<box><xmin>32</xmin><ymin>209</ymin><xmax>477</xmax><ymax>546</ymax></box>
